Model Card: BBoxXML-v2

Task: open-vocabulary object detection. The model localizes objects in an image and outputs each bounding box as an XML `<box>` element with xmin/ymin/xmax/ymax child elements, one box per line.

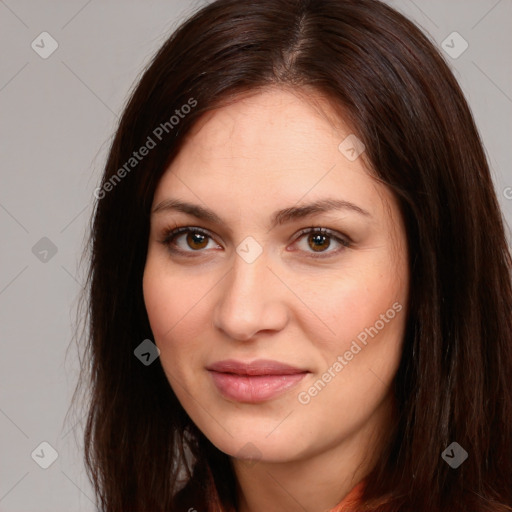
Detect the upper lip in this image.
<box><xmin>206</xmin><ymin>359</ymin><xmax>309</xmax><ymax>376</ymax></box>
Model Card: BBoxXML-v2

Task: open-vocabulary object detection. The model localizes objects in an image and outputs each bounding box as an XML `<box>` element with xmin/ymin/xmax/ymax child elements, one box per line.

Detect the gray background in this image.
<box><xmin>1</xmin><ymin>1</ymin><xmax>511</xmax><ymax>510</ymax></box>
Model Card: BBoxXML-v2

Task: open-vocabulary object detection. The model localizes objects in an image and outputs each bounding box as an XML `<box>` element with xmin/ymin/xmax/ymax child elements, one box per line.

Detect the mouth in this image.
<box><xmin>206</xmin><ymin>359</ymin><xmax>310</xmax><ymax>403</ymax></box>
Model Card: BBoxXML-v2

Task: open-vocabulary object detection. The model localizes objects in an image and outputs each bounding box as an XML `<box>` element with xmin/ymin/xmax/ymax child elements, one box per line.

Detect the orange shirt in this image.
<box><xmin>173</xmin><ymin>470</ymin><xmax>366</xmax><ymax>512</ymax></box>
<box><xmin>328</xmin><ymin>480</ymin><xmax>366</xmax><ymax>512</ymax></box>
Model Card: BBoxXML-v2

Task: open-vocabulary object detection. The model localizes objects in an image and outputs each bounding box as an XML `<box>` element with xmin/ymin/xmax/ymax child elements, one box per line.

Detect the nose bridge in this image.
<box><xmin>213</xmin><ymin>250</ymin><xmax>288</xmax><ymax>340</ymax></box>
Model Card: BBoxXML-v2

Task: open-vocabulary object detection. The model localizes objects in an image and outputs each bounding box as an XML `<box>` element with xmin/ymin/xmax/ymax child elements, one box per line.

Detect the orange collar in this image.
<box><xmin>328</xmin><ymin>480</ymin><xmax>366</xmax><ymax>512</ymax></box>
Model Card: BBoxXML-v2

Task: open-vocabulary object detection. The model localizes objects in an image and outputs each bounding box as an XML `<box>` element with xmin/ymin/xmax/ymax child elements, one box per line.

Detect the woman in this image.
<box><xmin>77</xmin><ymin>0</ymin><xmax>512</xmax><ymax>510</ymax></box>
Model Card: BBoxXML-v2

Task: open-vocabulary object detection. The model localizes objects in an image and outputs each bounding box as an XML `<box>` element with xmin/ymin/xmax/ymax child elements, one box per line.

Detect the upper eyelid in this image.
<box><xmin>162</xmin><ymin>225</ymin><xmax>215</xmax><ymax>242</ymax></box>
<box><xmin>294</xmin><ymin>226</ymin><xmax>351</xmax><ymax>243</ymax></box>
<box><xmin>160</xmin><ymin>225</ymin><xmax>350</xmax><ymax>249</ymax></box>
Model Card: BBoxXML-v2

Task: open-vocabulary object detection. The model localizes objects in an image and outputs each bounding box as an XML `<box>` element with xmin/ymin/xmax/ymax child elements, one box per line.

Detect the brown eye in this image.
<box><xmin>293</xmin><ymin>227</ymin><xmax>350</xmax><ymax>258</ymax></box>
<box><xmin>161</xmin><ymin>227</ymin><xmax>220</xmax><ymax>255</ymax></box>
<box><xmin>307</xmin><ymin>233</ymin><xmax>331</xmax><ymax>252</ymax></box>
<box><xmin>185</xmin><ymin>231</ymin><xmax>209</xmax><ymax>250</ymax></box>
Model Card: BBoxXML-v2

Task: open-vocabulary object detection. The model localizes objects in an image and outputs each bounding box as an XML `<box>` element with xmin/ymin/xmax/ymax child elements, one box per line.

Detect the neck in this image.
<box><xmin>233</xmin><ymin>395</ymin><xmax>394</xmax><ymax>512</ymax></box>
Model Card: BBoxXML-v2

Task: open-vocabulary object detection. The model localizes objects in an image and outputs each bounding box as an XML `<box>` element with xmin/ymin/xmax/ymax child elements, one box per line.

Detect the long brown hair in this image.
<box><xmin>74</xmin><ymin>0</ymin><xmax>512</xmax><ymax>510</ymax></box>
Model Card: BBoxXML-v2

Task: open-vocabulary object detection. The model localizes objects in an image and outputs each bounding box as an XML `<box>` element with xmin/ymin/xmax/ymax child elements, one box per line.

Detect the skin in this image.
<box><xmin>143</xmin><ymin>87</ymin><xmax>409</xmax><ymax>512</ymax></box>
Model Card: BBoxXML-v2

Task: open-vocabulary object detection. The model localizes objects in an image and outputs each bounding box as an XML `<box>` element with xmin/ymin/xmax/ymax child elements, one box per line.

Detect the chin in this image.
<box><xmin>197</xmin><ymin>420</ymin><xmax>310</xmax><ymax>464</ymax></box>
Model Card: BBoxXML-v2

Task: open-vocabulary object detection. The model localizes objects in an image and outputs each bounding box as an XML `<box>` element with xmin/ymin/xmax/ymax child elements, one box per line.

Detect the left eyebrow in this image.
<box><xmin>271</xmin><ymin>198</ymin><xmax>372</xmax><ymax>226</ymax></box>
<box><xmin>151</xmin><ymin>197</ymin><xmax>372</xmax><ymax>229</ymax></box>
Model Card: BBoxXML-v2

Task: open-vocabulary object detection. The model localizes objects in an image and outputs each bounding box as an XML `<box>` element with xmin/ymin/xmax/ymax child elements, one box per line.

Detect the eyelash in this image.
<box><xmin>158</xmin><ymin>225</ymin><xmax>352</xmax><ymax>259</ymax></box>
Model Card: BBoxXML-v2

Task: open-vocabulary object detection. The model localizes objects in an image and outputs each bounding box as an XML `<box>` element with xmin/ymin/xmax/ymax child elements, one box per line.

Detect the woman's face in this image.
<box><xmin>143</xmin><ymin>87</ymin><xmax>409</xmax><ymax>465</ymax></box>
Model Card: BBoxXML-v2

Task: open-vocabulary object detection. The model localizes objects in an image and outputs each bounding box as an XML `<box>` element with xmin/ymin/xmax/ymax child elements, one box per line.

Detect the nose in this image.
<box><xmin>212</xmin><ymin>250</ymin><xmax>290</xmax><ymax>341</ymax></box>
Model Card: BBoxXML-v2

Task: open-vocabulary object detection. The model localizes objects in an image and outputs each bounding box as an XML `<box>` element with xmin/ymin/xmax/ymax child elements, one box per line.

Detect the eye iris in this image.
<box><xmin>308</xmin><ymin>233</ymin><xmax>330</xmax><ymax>252</ymax></box>
<box><xmin>186</xmin><ymin>232</ymin><xmax>208</xmax><ymax>250</ymax></box>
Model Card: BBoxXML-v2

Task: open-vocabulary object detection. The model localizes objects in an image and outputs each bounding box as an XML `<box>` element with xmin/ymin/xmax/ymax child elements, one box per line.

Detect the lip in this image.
<box><xmin>206</xmin><ymin>359</ymin><xmax>310</xmax><ymax>403</ymax></box>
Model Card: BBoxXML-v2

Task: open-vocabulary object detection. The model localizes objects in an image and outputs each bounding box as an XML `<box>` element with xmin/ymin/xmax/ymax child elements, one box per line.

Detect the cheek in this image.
<box><xmin>294</xmin><ymin>274</ymin><xmax>406</xmax><ymax>429</ymax></box>
<box><xmin>290</xmin><ymin>258</ymin><xmax>408</xmax><ymax>405</ymax></box>
<box><xmin>292</xmin><ymin>264</ymin><xmax>404</xmax><ymax>346</ymax></box>
<box><xmin>142</xmin><ymin>261</ymin><xmax>206</xmax><ymax>366</ymax></box>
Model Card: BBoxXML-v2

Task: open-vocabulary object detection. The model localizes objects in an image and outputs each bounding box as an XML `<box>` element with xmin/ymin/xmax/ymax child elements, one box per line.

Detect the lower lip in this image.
<box><xmin>208</xmin><ymin>371</ymin><xmax>308</xmax><ymax>403</ymax></box>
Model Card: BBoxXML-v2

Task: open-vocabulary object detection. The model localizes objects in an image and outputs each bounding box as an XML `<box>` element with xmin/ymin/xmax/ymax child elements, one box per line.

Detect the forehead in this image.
<box><xmin>153</xmin><ymin>87</ymin><xmax>398</xmax><ymax>231</ymax></box>
<box><xmin>160</xmin><ymin>89</ymin><xmax>367</xmax><ymax>184</ymax></box>
<box><xmin>181</xmin><ymin>87</ymin><xmax>352</xmax><ymax>165</ymax></box>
